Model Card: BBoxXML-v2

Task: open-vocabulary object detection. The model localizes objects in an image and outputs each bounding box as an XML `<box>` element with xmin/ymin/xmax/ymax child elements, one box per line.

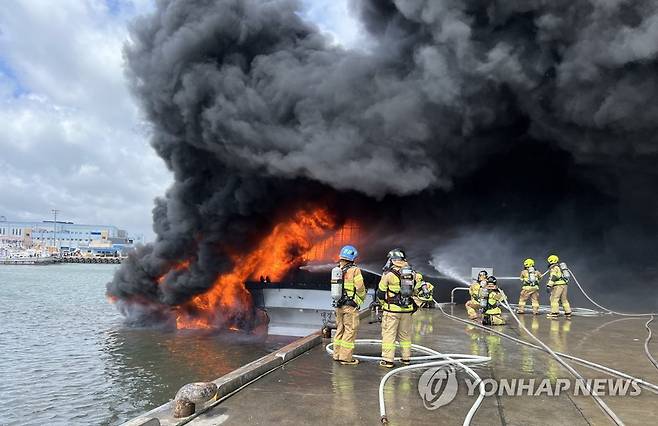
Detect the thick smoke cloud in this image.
<box><xmin>108</xmin><ymin>0</ymin><xmax>658</xmax><ymax>319</ymax></box>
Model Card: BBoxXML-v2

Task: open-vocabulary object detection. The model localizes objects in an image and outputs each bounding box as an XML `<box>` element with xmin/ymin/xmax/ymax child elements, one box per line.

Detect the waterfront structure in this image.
<box><xmin>0</xmin><ymin>218</ymin><xmax>140</xmax><ymax>254</ymax></box>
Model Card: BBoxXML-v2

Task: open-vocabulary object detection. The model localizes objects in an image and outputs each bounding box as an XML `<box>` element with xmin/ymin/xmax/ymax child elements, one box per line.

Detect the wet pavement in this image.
<box><xmin>189</xmin><ymin>306</ymin><xmax>658</xmax><ymax>425</ymax></box>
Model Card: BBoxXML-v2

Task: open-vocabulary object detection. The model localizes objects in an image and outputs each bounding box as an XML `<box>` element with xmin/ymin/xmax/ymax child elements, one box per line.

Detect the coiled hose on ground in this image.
<box><xmin>325</xmin><ymin>340</ymin><xmax>491</xmax><ymax>425</ymax></box>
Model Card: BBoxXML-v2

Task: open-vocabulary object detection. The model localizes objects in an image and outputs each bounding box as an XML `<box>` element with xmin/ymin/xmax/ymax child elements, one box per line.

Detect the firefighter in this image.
<box><xmin>413</xmin><ymin>272</ymin><xmax>435</xmax><ymax>308</ymax></box>
<box><xmin>546</xmin><ymin>254</ymin><xmax>572</xmax><ymax>319</ymax></box>
<box><xmin>331</xmin><ymin>245</ymin><xmax>366</xmax><ymax>365</ymax></box>
<box><xmin>377</xmin><ymin>249</ymin><xmax>416</xmax><ymax>368</ymax></box>
<box><xmin>517</xmin><ymin>258</ymin><xmax>541</xmax><ymax>315</ymax></box>
<box><xmin>465</xmin><ymin>270</ymin><xmax>487</xmax><ymax>320</ymax></box>
<box><xmin>481</xmin><ymin>276</ymin><xmax>506</xmax><ymax>326</ymax></box>
<box><xmin>370</xmin><ymin>248</ymin><xmax>408</xmax><ymax>323</ymax></box>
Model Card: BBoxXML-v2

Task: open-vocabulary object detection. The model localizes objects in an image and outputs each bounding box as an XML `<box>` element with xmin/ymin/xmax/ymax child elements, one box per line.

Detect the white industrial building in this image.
<box><xmin>0</xmin><ymin>218</ymin><xmax>140</xmax><ymax>254</ymax></box>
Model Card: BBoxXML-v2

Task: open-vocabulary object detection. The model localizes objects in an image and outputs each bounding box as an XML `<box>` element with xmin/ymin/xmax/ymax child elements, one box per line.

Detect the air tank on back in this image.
<box><xmin>331</xmin><ymin>266</ymin><xmax>344</xmax><ymax>304</ymax></box>
<box><xmin>528</xmin><ymin>266</ymin><xmax>537</xmax><ymax>284</ymax></box>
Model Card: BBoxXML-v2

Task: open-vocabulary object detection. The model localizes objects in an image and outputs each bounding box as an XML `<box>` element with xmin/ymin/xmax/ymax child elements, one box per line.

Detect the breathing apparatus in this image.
<box><xmin>527</xmin><ymin>266</ymin><xmax>538</xmax><ymax>284</ymax></box>
<box><xmin>330</xmin><ymin>265</ymin><xmax>344</xmax><ymax>307</ymax></box>
<box><xmin>398</xmin><ymin>266</ymin><xmax>415</xmax><ymax>306</ymax></box>
<box><xmin>559</xmin><ymin>262</ymin><xmax>571</xmax><ymax>281</ymax></box>
<box><xmin>369</xmin><ymin>300</ymin><xmax>383</xmax><ymax>324</ymax></box>
<box><xmin>418</xmin><ymin>282</ymin><xmax>432</xmax><ymax>299</ymax></box>
<box><xmin>476</xmin><ymin>270</ymin><xmax>488</xmax><ymax>285</ymax></box>
<box><xmin>479</xmin><ymin>287</ymin><xmax>489</xmax><ymax>309</ymax></box>
<box><xmin>480</xmin><ymin>276</ymin><xmax>501</xmax><ymax>326</ymax></box>
<box><xmin>480</xmin><ymin>276</ymin><xmax>498</xmax><ymax>309</ymax></box>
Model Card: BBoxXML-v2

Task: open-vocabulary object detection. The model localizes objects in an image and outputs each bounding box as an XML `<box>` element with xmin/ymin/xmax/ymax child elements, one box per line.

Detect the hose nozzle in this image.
<box><xmin>380</xmin><ymin>415</ymin><xmax>389</xmax><ymax>424</ymax></box>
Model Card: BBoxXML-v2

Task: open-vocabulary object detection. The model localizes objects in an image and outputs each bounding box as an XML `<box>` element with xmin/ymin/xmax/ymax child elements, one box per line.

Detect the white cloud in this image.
<box><xmin>0</xmin><ymin>0</ymin><xmax>167</xmax><ymax>240</ymax></box>
<box><xmin>0</xmin><ymin>0</ymin><xmax>365</xmax><ymax>240</ymax></box>
<box><xmin>300</xmin><ymin>0</ymin><xmax>370</xmax><ymax>49</ymax></box>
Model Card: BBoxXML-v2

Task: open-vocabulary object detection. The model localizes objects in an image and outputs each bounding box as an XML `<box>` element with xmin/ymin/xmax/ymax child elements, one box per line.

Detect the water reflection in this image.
<box><xmin>513</xmin><ymin>315</ymin><xmax>536</xmax><ymax>374</ymax></box>
<box><xmin>99</xmin><ymin>327</ymin><xmax>293</xmax><ymax>425</ymax></box>
<box><xmin>413</xmin><ymin>311</ymin><xmax>434</xmax><ymax>339</ymax></box>
<box><xmin>331</xmin><ymin>362</ymin><xmax>357</xmax><ymax>415</ymax></box>
<box><xmin>465</xmin><ymin>324</ymin><xmax>485</xmax><ymax>357</ymax></box>
<box><xmin>546</xmin><ymin>319</ymin><xmax>571</xmax><ymax>381</ymax></box>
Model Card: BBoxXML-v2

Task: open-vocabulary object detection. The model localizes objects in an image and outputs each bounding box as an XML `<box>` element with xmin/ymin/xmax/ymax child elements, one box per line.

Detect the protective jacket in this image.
<box><xmin>469</xmin><ymin>281</ymin><xmax>482</xmax><ymax>301</ymax></box>
<box><xmin>520</xmin><ymin>268</ymin><xmax>541</xmax><ymax>290</ymax></box>
<box><xmin>377</xmin><ymin>265</ymin><xmax>415</xmax><ymax>313</ymax></box>
<box><xmin>415</xmin><ymin>280</ymin><xmax>434</xmax><ymax>302</ymax></box>
<box><xmin>483</xmin><ymin>288</ymin><xmax>504</xmax><ymax>315</ymax></box>
<box><xmin>338</xmin><ymin>264</ymin><xmax>366</xmax><ymax>307</ymax></box>
<box><xmin>548</xmin><ymin>265</ymin><xmax>567</xmax><ymax>287</ymax></box>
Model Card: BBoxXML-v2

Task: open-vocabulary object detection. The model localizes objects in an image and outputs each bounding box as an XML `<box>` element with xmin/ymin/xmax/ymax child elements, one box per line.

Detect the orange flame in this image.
<box><xmin>174</xmin><ymin>207</ymin><xmax>360</xmax><ymax>330</ymax></box>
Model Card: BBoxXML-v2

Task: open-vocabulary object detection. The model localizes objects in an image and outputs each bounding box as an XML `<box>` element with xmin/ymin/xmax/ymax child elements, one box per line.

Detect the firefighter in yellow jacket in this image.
<box><xmin>517</xmin><ymin>258</ymin><xmax>541</xmax><ymax>315</ymax></box>
<box><xmin>377</xmin><ymin>249</ymin><xmax>416</xmax><ymax>368</ymax></box>
<box><xmin>465</xmin><ymin>270</ymin><xmax>488</xmax><ymax>320</ymax></box>
<box><xmin>546</xmin><ymin>254</ymin><xmax>572</xmax><ymax>319</ymax></box>
<box><xmin>481</xmin><ymin>276</ymin><xmax>506</xmax><ymax>326</ymax></box>
<box><xmin>331</xmin><ymin>245</ymin><xmax>366</xmax><ymax>365</ymax></box>
<box><xmin>413</xmin><ymin>272</ymin><xmax>435</xmax><ymax>308</ymax></box>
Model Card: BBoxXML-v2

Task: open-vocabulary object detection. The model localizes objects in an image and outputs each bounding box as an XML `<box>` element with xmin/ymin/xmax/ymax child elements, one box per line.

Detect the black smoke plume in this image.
<box><xmin>107</xmin><ymin>0</ymin><xmax>658</xmax><ymax>323</ymax></box>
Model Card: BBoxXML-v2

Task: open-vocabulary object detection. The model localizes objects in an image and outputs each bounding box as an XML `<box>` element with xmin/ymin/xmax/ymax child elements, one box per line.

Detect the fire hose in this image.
<box><xmin>451</xmin><ymin>267</ymin><xmax>658</xmax><ymax>373</ymax></box>
<box><xmin>568</xmin><ymin>268</ymin><xmax>658</xmax><ymax>317</ymax></box>
<box><xmin>323</xmin><ymin>266</ymin><xmax>657</xmax><ymax>424</ymax></box>
<box><xmin>644</xmin><ymin>316</ymin><xmax>658</xmax><ymax>370</ymax></box>
<box><xmin>436</xmin><ymin>301</ymin><xmax>658</xmax><ymax>394</ymax></box>
<box><xmin>567</xmin><ymin>268</ymin><xmax>658</xmax><ymax>371</ymax></box>
<box><xmin>324</xmin><ymin>340</ymin><xmax>490</xmax><ymax>425</ymax></box>
<box><xmin>440</xmin><ymin>280</ymin><xmax>624</xmax><ymax>423</ymax></box>
<box><xmin>496</xmin><ymin>291</ymin><xmax>624</xmax><ymax>426</ymax></box>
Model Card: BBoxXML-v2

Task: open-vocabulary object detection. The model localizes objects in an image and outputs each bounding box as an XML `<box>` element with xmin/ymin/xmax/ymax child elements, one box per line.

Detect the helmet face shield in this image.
<box><xmin>387</xmin><ymin>248</ymin><xmax>406</xmax><ymax>261</ymax></box>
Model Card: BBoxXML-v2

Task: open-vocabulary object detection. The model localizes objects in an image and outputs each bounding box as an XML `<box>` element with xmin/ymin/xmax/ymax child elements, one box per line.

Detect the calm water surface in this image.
<box><xmin>0</xmin><ymin>264</ymin><xmax>294</xmax><ymax>425</ymax></box>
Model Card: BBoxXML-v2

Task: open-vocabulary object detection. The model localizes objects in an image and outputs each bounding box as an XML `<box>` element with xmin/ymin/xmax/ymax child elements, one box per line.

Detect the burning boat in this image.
<box><xmin>108</xmin><ymin>208</ymin><xmax>378</xmax><ymax>335</ymax></box>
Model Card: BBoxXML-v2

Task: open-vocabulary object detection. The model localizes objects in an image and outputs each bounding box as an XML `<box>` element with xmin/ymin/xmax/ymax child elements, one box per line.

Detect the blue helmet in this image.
<box><xmin>339</xmin><ymin>245</ymin><xmax>358</xmax><ymax>262</ymax></box>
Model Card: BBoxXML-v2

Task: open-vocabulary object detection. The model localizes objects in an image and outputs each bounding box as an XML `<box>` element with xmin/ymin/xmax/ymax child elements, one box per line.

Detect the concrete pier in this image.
<box><xmin>124</xmin><ymin>305</ymin><xmax>658</xmax><ymax>426</ymax></box>
<box><xmin>0</xmin><ymin>257</ymin><xmax>123</xmax><ymax>265</ymax></box>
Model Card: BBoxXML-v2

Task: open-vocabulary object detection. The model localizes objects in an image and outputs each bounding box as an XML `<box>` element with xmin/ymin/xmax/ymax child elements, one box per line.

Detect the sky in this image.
<box><xmin>0</xmin><ymin>0</ymin><xmax>363</xmax><ymax>241</ymax></box>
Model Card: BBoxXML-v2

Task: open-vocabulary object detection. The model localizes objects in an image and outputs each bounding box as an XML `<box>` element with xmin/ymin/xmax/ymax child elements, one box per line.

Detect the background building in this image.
<box><xmin>0</xmin><ymin>218</ymin><xmax>141</xmax><ymax>256</ymax></box>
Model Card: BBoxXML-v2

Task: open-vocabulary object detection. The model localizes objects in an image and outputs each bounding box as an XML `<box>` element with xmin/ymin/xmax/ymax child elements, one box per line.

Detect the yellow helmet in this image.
<box><xmin>547</xmin><ymin>254</ymin><xmax>559</xmax><ymax>265</ymax></box>
<box><xmin>416</xmin><ymin>272</ymin><xmax>423</xmax><ymax>282</ymax></box>
<box><xmin>523</xmin><ymin>258</ymin><xmax>535</xmax><ymax>268</ymax></box>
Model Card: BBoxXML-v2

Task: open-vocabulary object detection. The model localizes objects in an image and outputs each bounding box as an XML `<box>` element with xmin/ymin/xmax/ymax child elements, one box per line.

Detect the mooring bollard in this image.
<box><xmin>172</xmin><ymin>382</ymin><xmax>218</xmax><ymax>418</ymax></box>
<box><xmin>173</xmin><ymin>400</ymin><xmax>195</xmax><ymax>418</ymax></box>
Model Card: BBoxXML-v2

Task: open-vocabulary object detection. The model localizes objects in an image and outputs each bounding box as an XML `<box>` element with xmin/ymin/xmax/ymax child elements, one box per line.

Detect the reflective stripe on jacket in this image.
<box><xmin>415</xmin><ymin>281</ymin><xmax>434</xmax><ymax>302</ymax></box>
<box><xmin>548</xmin><ymin>265</ymin><xmax>567</xmax><ymax>286</ymax></box>
<box><xmin>469</xmin><ymin>282</ymin><xmax>481</xmax><ymax>301</ymax></box>
<box><xmin>343</xmin><ymin>265</ymin><xmax>366</xmax><ymax>306</ymax></box>
<box><xmin>520</xmin><ymin>269</ymin><xmax>541</xmax><ymax>290</ymax></box>
<box><xmin>484</xmin><ymin>289</ymin><xmax>503</xmax><ymax>315</ymax></box>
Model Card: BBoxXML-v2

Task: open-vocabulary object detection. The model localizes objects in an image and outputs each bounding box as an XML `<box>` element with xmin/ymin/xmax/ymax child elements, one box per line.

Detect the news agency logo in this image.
<box><xmin>418</xmin><ymin>373</ymin><xmax>642</xmax><ymax>408</ymax></box>
<box><xmin>417</xmin><ymin>365</ymin><xmax>459</xmax><ymax>409</ymax></box>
